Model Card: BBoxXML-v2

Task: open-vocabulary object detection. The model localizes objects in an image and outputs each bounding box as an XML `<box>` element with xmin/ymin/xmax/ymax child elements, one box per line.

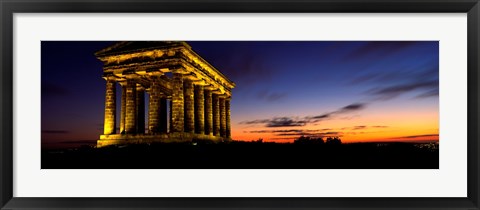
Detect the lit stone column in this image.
<box><xmin>225</xmin><ymin>98</ymin><xmax>231</xmax><ymax>138</ymax></box>
<box><xmin>194</xmin><ymin>85</ymin><xmax>205</xmax><ymax>134</ymax></box>
<box><xmin>204</xmin><ymin>89</ymin><xmax>213</xmax><ymax>135</ymax></box>
<box><xmin>219</xmin><ymin>97</ymin><xmax>226</xmax><ymax>137</ymax></box>
<box><xmin>119</xmin><ymin>83</ymin><xmax>126</xmax><ymax>134</ymax></box>
<box><xmin>103</xmin><ymin>78</ymin><xmax>116</xmax><ymax>135</ymax></box>
<box><xmin>171</xmin><ymin>73</ymin><xmax>184</xmax><ymax>132</ymax></box>
<box><xmin>136</xmin><ymin>85</ymin><xmax>145</xmax><ymax>134</ymax></box>
<box><xmin>159</xmin><ymin>97</ymin><xmax>168</xmax><ymax>133</ymax></box>
<box><xmin>183</xmin><ymin>79</ymin><xmax>195</xmax><ymax>133</ymax></box>
<box><xmin>125</xmin><ymin>80</ymin><xmax>137</xmax><ymax>134</ymax></box>
<box><xmin>169</xmin><ymin>99</ymin><xmax>173</xmax><ymax>133</ymax></box>
<box><xmin>148</xmin><ymin>80</ymin><xmax>160</xmax><ymax>134</ymax></box>
<box><xmin>212</xmin><ymin>93</ymin><xmax>220</xmax><ymax>136</ymax></box>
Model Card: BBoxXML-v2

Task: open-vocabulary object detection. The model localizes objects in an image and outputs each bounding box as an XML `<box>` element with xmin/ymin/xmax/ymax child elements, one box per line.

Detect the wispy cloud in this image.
<box><xmin>341</xmin><ymin>125</ymin><xmax>389</xmax><ymax>130</ymax></box>
<box><xmin>415</xmin><ymin>88</ymin><xmax>439</xmax><ymax>99</ymax></box>
<box><xmin>340</xmin><ymin>103</ymin><xmax>365</xmax><ymax>112</ymax></box>
<box><xmin>348</xmin><ymin>55</ymin><xmax>439</xmax><ymax>102</ymax></box>
<box><xmin>257</xmin><ymin>90</ymin><xmax>287</xmax><ymax>102</ymax></box>
<box><xmin>393</xmin><ymin>134</ymin><xmax>439</xmax><ymax>139</ymax></box>
<box><xmin>242</xmin><ymin>117</ymin><xmax>307</xmax><ymax>127</ymax></box>
<box><xmin>240</xmin><ymin>102</ymin><xmax>367</xmax><ymax>128</ymax></box>
<box><xmin>367</xmin><ymin>80</ymin><xmax>438</xmax><ymax>100</ymax></box>
<box><xmin>343</xmin><ymin>41</ymin><xmax>419</xmax><ymax>62</ymax></box>
<box><xmin>248</xmin><ymin>129</ymin><xmax>342</xmax><ymax>138</ymax></box>
<box><xmin>249</xmin><ymin>129</ymin><xmax>318</xmax><ymax>134</ymax></box>
<box><xmin>308</xmin><ymin>113</ymin><xmax>331</xmax><ymax>120</ymax></box>
<box><xmin>372</xmin><ymin>125</ymin><xmax>389</xmax><ymax>128</ymax></box>
<box><xmin>306</xmin><ymin>103</ymin><xmax>367</xmax><ymax>122</ymax></box>
<box><xmin>352</xmin><ymin>126</ymin><xmax>367</xmax><ymax>130</ymax></box>
<box><xmin>276</xmin><ymin>132</ymin><xmax>341</xmax><ymax>137</ymax></box>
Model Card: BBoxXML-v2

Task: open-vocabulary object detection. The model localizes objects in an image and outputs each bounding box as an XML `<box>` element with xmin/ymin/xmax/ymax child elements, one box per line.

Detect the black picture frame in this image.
<box><xmin>1</xmin><ymin>0</ymin><xmax>479</xmax><ymax>209</ymax></box>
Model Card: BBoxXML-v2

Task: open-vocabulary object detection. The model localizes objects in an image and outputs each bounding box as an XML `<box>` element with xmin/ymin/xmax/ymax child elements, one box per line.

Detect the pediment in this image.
<box><xmin>95</xmin><ymin>41</ymin><xmax>187</xmax><ymax>57</ymax></box>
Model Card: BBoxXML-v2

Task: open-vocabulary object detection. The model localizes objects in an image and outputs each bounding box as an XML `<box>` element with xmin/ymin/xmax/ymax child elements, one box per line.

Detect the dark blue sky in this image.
<box><xmin>41</xmin><ymin>41</ymin><xmax>439</xmax><ymax>146</ymax></box>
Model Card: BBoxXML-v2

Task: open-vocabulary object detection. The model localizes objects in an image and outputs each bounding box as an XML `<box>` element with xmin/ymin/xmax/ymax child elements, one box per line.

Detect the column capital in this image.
<box><xmin>148</xmin><ymin>74</ymin><xmax>161</xmax><ymax>79</ymax></box>
<box><xmin>136</xmin><ymin>83</ymin><xmax>145</xmax><ymax>91</ymax></box>
<box><xmin>192</xmin><ymin>79</ymin><xmax>208</xmax><ymax>86</ymax></box>
<box><xmin>146</xmin><ymin>71</ymin><xmax>164</xmax><ymax>77</ymax></box>
<box><xmin>203</xmin><ymin>84</ymin><xmax>216</xmax><ymax>90</ymax></box>
<box><xmin>182</xmin><ymin>72</ymin><xmax>202</xmax><ymax>82</ymax></box>
<box><xmin>211</xmin><ymin>87</ymin><xmax>227</xmax><ymax>95</ymax></box>
<box><xmin>171</xmin><ymin>67</ymin><xmax>189</xmax><ymax>74</ymax></box>
<box><xmin>214</xmin><ymin>93</ymin><xmax>229</xmax><ymax>99</ymax></box>
<box><xmin>124</xmin><ymin>73</ymin><xmax>139</xmax><ymax>80</ymax></box>
<box><xmin>103</xmin><ymin>75</ymin><xmax>117</xmax><ymax>82</ymax></box>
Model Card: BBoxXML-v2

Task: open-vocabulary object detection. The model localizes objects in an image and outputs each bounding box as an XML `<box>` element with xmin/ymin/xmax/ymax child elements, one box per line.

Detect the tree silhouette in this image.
<box><xmin>325</xmin><ymin>136</ymin><xmax>342</xmax><ymax>145</ymax></box>
<box><xmin>293</xmin><ymin>136</ymin><xmax>325</xmax><ymax>145</ymax></box>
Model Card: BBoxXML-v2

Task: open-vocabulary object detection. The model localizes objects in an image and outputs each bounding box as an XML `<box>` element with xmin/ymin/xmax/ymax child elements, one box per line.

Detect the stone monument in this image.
<box><xmin>96</xmin><ymin>41</ymin><xmax>235</xmax><ymax>147</ymax></box>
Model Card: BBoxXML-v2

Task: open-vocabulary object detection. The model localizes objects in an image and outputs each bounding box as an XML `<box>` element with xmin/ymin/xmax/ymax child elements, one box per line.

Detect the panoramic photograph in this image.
<box><xmin>41</xmin><ymin>41</ymin><xmax>439</xmax><ymax>169</ymax></box>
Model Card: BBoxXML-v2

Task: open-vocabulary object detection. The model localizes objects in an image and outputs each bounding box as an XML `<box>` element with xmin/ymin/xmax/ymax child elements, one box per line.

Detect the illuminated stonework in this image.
<box><xmin>96</xmin><ymin>41</ymin><xmax>235</xmax><ymax>147</ymax></box>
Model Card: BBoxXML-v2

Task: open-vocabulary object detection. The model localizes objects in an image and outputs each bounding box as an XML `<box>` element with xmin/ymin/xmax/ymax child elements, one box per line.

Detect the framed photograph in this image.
<box><xmin>1</xmin><ymin>0</ymin><xmax>479</xmax><ymax>209</ymax></box>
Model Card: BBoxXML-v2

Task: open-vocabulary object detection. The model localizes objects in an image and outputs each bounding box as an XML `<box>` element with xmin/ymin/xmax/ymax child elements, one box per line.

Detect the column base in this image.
<box><xmin>97</xmin><ymin>133</ymin><xmax>230</xmax><ymax>148</ymax></box>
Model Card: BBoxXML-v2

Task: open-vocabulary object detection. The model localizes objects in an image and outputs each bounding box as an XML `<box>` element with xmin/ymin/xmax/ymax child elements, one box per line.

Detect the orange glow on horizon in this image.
<box><xmin>230</xmin><ymin>102</ymin><xmax>439</xmax><ymax>143</ymax></box>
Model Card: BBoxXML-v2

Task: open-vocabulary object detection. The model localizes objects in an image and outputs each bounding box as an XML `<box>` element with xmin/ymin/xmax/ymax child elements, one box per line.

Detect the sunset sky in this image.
<box><xmin>41</xmin><ymin>41</ymin><xmax>438</xmax><ymax>146</ymax></box>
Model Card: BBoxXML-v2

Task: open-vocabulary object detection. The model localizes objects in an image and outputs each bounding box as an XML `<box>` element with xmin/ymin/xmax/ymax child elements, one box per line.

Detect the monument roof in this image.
<box><xmin>96</xmin><ymin>41</ymin><xmax>235</xmax><ymax>88</ymax></box>
<box><xmin>95</xmin><ymin>41</ymin><xmax>190</xmax><ymax>57</ymax></box>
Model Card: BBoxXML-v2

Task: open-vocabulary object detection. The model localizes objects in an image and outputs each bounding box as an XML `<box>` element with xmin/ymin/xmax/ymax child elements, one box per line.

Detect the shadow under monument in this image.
<box><xmin>41</xmin><ymin>138</ymin><xmax>439</xmax><ymax>169</ymax></box>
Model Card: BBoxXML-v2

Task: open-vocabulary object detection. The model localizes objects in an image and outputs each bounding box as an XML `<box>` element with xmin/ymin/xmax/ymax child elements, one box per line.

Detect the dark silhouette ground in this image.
<box><xmin>41</xmin><ymin>140</ymin><xmax>439</xmax><ymax>169</ymax></box>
